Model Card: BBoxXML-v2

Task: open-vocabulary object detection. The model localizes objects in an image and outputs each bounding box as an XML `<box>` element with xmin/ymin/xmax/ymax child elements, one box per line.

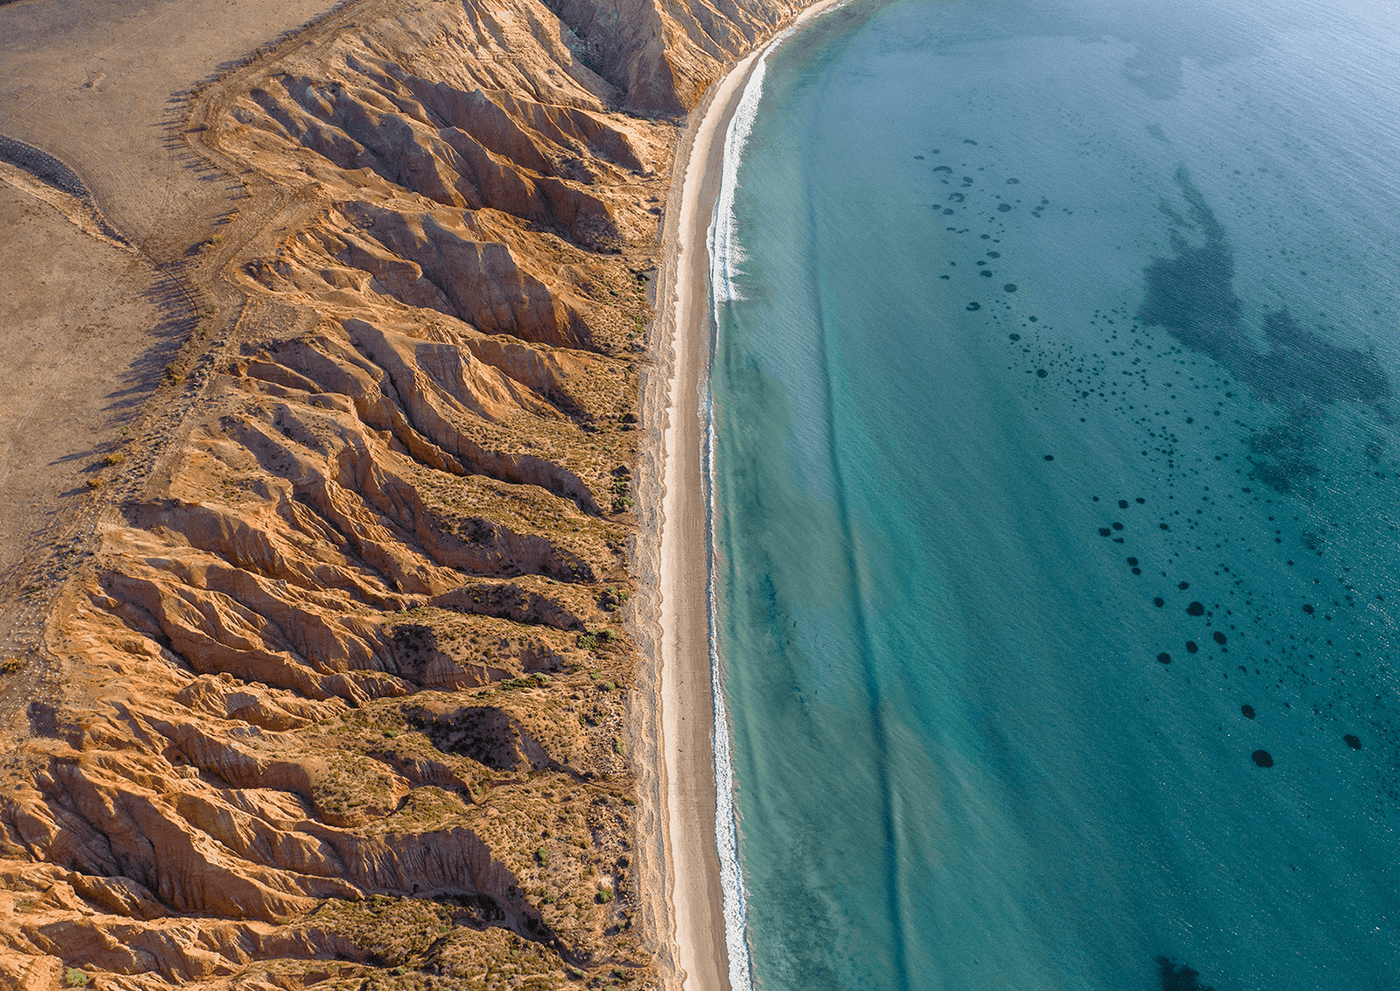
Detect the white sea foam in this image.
<box><xmin>703</xmin><ymin>17</ymin><xmax>820</xmax><ymax>991</ymax></box>
<box><xmin>708</xmin><ymin>26</ymin><xmax>781</xmax><ymax>306</ymax></box>
<box><xmin>703</xmin><ymin>393</ymin><xmax>752</xmax><ymax>991</ymax></box>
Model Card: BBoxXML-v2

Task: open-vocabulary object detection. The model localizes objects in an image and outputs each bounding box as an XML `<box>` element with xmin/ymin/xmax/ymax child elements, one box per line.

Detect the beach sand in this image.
<box><xmin>634</xmin><ymin>4</ymin><xmax>842</xmax><ymax>989</ymax></box>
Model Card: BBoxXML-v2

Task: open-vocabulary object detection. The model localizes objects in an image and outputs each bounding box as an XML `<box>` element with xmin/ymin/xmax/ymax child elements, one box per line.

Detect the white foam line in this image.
<box><xmin>702</xmin><ymin>43</ymin><xmax>779</xmax><ymax>991</ymax></box>
<box><xmin>701</xmin><ymin>6</ymin><xmax>849</xmax><ymax>987</ymax></box>
<box><xmin>708</xmin><ymin>54</ymin><xmax>764</xmax><ymax>304</ymax></box>
<box><xmin>703</xmin><ymin>387</ymin><xmax>751</xmax><ymax>991</ymax></box>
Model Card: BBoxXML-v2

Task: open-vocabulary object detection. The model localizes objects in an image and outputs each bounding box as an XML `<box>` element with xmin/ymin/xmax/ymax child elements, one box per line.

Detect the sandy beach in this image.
<box><xmin>0</xmin><ymin>0</ymin><xmax>833</xmax><ymax>983</ymax></box>
<box><xmin>653</xmin><ymin>59</ymin><xmax>753</xmax><ymax>991</ymax></box>
<box><xmin>641</xmin><ymin>3</ymin><xmax>842</xmax><ymax>989</ymax></box>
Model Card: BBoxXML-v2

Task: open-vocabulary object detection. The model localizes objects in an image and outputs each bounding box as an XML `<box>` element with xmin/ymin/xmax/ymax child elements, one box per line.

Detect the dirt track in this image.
<box><xmin>0</xmin><ymin>0</ymin><xmax>809</xmax><ymax>984</ymax></box>
<box><xmin>0</xmin><ymin>0</ymin><xmax>345</xmax><ymax>653</ymax></box>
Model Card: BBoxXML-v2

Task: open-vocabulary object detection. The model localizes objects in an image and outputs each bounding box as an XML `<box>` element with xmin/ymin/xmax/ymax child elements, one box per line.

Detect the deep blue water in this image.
<box><xmin>706</xmin><ymin>1</ymin><xmax>1400</xmax><ymax>989</ymax></box>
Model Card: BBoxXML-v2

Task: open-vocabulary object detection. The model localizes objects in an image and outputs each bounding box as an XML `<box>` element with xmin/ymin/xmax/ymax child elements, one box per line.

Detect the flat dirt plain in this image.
<box><xmin>0</xmin><ymin>0</ymin><xmax>807</xmax><ymax>987</ymax></box>
<box><xmin>0</xmin><ymin>0</ymin><xmax>346</xmax><ymax>576</ymax></box>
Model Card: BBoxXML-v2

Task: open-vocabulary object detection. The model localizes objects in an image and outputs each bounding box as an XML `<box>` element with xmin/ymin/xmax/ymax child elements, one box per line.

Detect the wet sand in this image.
<box><xmin>644</xmin><ymin>3</ymin><xmax>842</xmax><ymax>988</ymax></box>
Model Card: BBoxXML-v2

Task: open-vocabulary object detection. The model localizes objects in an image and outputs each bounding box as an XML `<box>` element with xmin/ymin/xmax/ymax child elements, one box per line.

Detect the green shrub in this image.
<box><xmin>65</xmin><ymin>969</ymin><xmax>89</xmax><ymax>988</ymax></box>
<box><xmin>595</xmin><ymin>887</ymin><xmax>614</xmax><ymax>904</ymax></box>
<box><xmin>600</xmin><ymin>587</ymin><xmax>629</xmax><ymax>611</ymax></box>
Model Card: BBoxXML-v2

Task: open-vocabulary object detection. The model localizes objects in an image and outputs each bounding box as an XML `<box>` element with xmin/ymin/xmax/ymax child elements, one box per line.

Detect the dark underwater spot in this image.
<box><xmin>1135</xmin><ymin>166</ymin><xmax>1392</xmax><ymax>492</ymax></box>
<box><xmin>998</xmin><ymin>203</ymin><xmax>1013</xmax><ymax>212</ymax></box>
<box><xmin>1099</xmin><ymin>528</ymin><xmax>1112</xmax><ymax>537</ymax></box>
<box><xmin>1004</xmin><ymin>283</ymin><xmax>1017</xmax><ymax>292</ymax></box>
<box><xmin>1044</xmin><ymin>454</ymin><xmax>1054</xmax><ymax>461</ymax></box>
<box><xmin>1156</xmin><ymin>956</ymin><xmax>1216</xmax><ymax>991</ymax></box>
<box><xmin>1127</xmin><ymin>557</ymin><xmax>1138</xmax><ymax>566</ymax></box>
<box><xmin>1186</xmin><ymin>641</ymin><xmax>1198</xmax><ymax>653</ymax></box>
<box><xmin>1009</xmin><ymin>333</ymin><xmax>1020</xmax><ymax>341</ymax></box>
<box><xmin>1006</xmin><ymin>178</ymin><xmax>1020</xmax><ymax>184</ymax></box>
<box><xmin>1136</xmin><ymin>497</ymin><xmax>1145</xmax><ymax>503</ymax></box>
<box><xmin>1028</xmin><ymin>315</ymin><xmax>1037</xmax><ymax>322</ymax></box>
<box><xmin>944</xmin><ymin>208</ymin><xmax>955</xmax><ymax>215</ymax></box>
<box><xmin>1112</xmin><ymin>522</ymin><xmax>1123</xmax><ymax>530</ymax></box>
<box><xmin>1178</xmin><ymin>581</ymin><xmax>1189</xmax><ymax>590</ymax></box>
<box><xmin>987</xmin><ymin>251</ymin><xmax>1000</xmax><ymax>258</ymax></box>
<box><xmin>1037</xmin><ymin>368</ymin><xmax>1048</xmax><ymax>377</ymax></box>
<box><xmin>1133</xmin><ymin>567</ymin><xmax>1142</xmax><ymax>574</ymax></box>
<box><xmin>1160</xmin><ymin>522</ymin><xmax>1170</xmax><ymax>530</ymax></box>
<box><xmin>948</xmin><ymin>193</ymin><xmax>966</xmax><ymax>202</ymax></box>
<box><xmin>1255</xmin><ymin>306</ymin><xmax>1389</xmax><ymax>409</ymax></box>
<box><xmin>1345</xmin><ymin>733</ymin><xmax>1362</xmax><ymax>749</ymax></box>
<box><xmin>1247</xmin><ymin>417</ymin><xmax>1319</xmax><ymax>493</ymax></box>
<box><xmin>1252</xmin><ymin>749</ymin><xmax>1274</xmax><ymax>767</ymax></box>
<box><xmin>980</xmin><ymin>269</ymin><xmax>994</xmax><ymax>277</ymax></box>
<box><xmin>933</xmin><ymin>165</ymin><xmax>953</xmax><ymax>173</ymax></box>
<box><xmin>1302</xmin><ymin>603</ymin><xmax>1315</xmax><ymax>614</ymax></box>
<box><xmin>963</xmin><ymin>138</ymin><xmax>978</xmax><ymax>144</ymax></box>
<box><xmin>1187</xmin><ymin>601</ymin><xmax>1205</xmax><ymax>616</ymax></box>
<box><xmin>914</xmin><ymin>155</ymin><xmax>925</xmax><ymax>160</ymax></box>
<box><xmin>966</xmin><ymin>302</ymin><xmax>981</xmax><ymax>311</ymax></box>
<box><xmin>1154</xmin><ymin>597</ymin><xmax>1165</xmax><ymax>607</ymax></box>
<box><xmin>1158</xmin><ymin>653</ymin><xmax>1172</xmax><ymax>664</ymax></box>
<box><xmin>1213</xmin><ymin>631</ymin><xmax>1227</xmax><ymax>645</ymax></box>
<box><xmin>1119</xmin><ymin>499</ymin><xmax>1129</xmax><ymax>509</ymax></box>
<box><xmin>1241</xmin><ymin>704</ymin><xmax>1255</xmax><ymax>719</ymax></box>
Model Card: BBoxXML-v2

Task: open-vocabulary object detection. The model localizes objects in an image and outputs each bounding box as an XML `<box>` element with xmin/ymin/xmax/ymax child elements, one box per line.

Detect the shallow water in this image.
<box><xmin>707</xmin><ymin>1</ymin><xmax>1400</xmax><ymax>989</ymax></box>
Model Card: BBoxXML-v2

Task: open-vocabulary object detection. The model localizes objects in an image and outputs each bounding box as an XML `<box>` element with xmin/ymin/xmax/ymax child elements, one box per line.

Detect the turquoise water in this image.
<box><xmin>706</xmin><ymin>1</ymin><xmax>1400</xmax><ymax>989</ymax></box>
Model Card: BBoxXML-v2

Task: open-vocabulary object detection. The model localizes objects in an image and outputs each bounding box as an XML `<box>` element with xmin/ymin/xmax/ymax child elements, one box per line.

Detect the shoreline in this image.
<box><xmin>636</xmin><ymin>3</ymin><xmax>844</xmax><ymax>989</ymax></box>
<box><xmin>2</xmin><ymin>0</ymin><xmax>839</xmax><ymax>983</ymax></box>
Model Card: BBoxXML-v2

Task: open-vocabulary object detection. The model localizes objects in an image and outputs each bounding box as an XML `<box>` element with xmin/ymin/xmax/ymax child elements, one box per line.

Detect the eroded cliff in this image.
<box><xmin>0</xmin><ymin>0</ymin><xmax>804</xmax><ymax>986</ymax></box>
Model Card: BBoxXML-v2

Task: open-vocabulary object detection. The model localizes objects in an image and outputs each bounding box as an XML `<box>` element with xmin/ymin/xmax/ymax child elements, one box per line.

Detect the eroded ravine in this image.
<box><xmin>0</xmin><ymin>0</ymin><xmax>805</xmax><ymax>986</ymax></box>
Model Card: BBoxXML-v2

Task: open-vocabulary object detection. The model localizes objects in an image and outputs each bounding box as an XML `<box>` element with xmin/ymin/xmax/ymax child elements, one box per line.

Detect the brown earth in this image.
<box><xmin>0</xmin><ymin>0</ymin><xmax>805</xmax><ymax>988</ymax></box>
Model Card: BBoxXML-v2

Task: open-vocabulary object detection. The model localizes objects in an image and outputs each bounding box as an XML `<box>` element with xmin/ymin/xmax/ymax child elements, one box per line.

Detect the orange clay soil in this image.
<box><xmin>0</xmin><ymin>0</ymin><xmax>806</xmax><ymax>987</ymax></box>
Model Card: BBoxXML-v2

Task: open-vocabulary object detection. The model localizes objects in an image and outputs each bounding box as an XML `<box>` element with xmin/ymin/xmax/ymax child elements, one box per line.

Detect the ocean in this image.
<box><xmin>704</xmin><ymin>1</ymin><xmax>1400</xmax><ymax>989</ymax></box>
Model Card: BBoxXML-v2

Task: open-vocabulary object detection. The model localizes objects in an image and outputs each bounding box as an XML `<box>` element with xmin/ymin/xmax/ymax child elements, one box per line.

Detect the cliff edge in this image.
<box><xmin>0</xmin><ymin>0</ymin><xmax>804</xmax><ymax>987</ymax></box>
